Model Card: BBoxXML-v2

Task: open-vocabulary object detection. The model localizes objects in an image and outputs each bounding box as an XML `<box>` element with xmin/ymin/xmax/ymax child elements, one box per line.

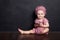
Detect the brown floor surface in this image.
<box><xmin>0</xmin><ymin>32</ymin><xmax>60</xmax><ymax>40</ymax></box>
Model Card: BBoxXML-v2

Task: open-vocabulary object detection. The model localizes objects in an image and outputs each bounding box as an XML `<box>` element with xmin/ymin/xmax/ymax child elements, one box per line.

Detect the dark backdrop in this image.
<box><xmin>0</xmin><ymin>0</ymin><xmax>60</xmax><ymax>32</ymax></box>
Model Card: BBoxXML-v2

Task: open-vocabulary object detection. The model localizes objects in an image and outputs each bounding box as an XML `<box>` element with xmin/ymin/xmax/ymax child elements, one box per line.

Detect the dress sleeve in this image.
<box><xmin>43</xmin><ymin>18</ymin><xmax>49</xmax><ymax>25</ymax></box>
<box><xmin>35</xmin><ymin>19</ymin><xmax>39</xmax><ymax>24</ymax></box>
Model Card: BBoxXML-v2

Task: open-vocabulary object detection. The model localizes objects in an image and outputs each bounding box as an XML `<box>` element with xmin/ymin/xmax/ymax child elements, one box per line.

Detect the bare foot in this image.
<box><xmin>18</xmin><ymin>28</ymin><xmax>24</xmax><ymax>34</ymax></box>
<box><xmin>18</xmin><ymin>28</ymin><xmax>31</xmax><ymax>34</ymax></box>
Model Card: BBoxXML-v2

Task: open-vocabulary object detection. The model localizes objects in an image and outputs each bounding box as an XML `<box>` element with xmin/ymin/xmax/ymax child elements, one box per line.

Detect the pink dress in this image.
<box><xmin>33</xmin><ymin>18</ymin><xmax>49</xmax><ymax>34</ymax></box>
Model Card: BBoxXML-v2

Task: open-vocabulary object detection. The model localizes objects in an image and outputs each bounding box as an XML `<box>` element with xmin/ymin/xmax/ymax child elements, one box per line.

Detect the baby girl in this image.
<box><xmin>18</xmin><ymin>5</ymin><xmax>49</xmax><ymax>34</ymax></box>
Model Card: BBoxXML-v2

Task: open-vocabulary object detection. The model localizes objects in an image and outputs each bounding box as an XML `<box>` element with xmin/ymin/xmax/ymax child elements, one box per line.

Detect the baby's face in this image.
<box><xmin>37</xmin><ymin>10</ymin><xmax>45</xmax><ymax>19</ymax></box>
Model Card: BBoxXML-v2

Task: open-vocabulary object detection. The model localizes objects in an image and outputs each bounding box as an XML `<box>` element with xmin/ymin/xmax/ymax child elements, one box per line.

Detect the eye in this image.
<box><xmin>41</xmin><ymin>13</ymin><xmax>44</xmax><ymax>15</ymax></box>
<box><xmin>38</xmin><ymin>13</ymin><xmax>40</xmax><ymax>15</ymax></box>
<box><xmin>41</xmin><ymin>13</ymin><xmax>43</xmax><ymax>15</ymax></box>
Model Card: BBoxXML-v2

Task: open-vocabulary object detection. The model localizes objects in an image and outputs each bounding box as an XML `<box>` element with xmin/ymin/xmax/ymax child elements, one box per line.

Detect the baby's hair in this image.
<box><xmin>35</xmin><ymin>5</ymin><xmax>46</xmax><ymax>14</ymax></box>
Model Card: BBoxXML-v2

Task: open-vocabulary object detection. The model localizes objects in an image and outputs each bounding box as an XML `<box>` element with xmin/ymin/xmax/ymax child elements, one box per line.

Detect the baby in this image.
<box><xmin>18</xmin><ymin>5</ymin><xmax>49</xmax><ymax>34</ymax></box>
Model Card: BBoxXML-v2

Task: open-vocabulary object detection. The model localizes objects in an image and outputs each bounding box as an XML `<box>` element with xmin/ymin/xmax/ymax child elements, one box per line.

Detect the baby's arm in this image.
<box><xmin>40</xmin><ymin>22</ymin><xmax>49</xmax><ymax>27</ymax></box>
<box><xmin>34</xmin><ymin>19</ymin><xmax>40</xmax><ymax>28</ymax></box>
<box><xmin>39</xmin><ymin>19</ymin><xmax>49</xmax><ymax>28</ymax></box>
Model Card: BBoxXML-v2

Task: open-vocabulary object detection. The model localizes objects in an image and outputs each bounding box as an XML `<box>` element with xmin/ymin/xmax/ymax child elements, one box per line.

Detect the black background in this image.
<box><xmin>0</xmin><ymin>0</ymin><xmax>60</xmax><ymax>32</ymax></box>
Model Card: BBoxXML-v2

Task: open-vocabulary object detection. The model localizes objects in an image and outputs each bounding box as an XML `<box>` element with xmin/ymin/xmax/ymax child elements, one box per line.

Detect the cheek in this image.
<box><xmin>41</xmin><ymin>15</ymin><xmax>43</xmax><ymax>16</ymax></box>
<box><xmin>37</xmin><ymin>15</ymin><xmax>40</xmax><ymax>17</ymax></box>
<box><xmin>43</xmin><ymin>15</ymin><xmax>45</xmax><ymax>17</ymax></box>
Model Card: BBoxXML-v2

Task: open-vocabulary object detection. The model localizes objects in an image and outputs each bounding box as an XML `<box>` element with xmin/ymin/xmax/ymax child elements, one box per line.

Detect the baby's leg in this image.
<box><xmin>41</xmin><ymin>28</ymin><xmax>49</xmax><ymax>34</ymax></box>
<box><xmin>18</xmin><ymin>28</ymin><xmax>35</xmax><ymax>34</ymax></box>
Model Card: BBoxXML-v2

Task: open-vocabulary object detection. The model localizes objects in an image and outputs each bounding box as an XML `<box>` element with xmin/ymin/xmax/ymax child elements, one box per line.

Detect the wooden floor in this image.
<box><xmin>0</xmin><ymin>32</ymin><xmax>60</xmax><ymax>40</ymax></box>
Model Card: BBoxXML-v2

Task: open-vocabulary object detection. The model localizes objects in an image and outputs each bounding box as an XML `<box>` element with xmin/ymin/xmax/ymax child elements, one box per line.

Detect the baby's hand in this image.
<box><xmin>39</xmin><ymin>22</ymin><xmax>43</xmax><ymax>27</ymax></box>
<box><xmin>34</xmin><ymin>23</ymin><xmax>39</xmax><ymax>28</ymax></box>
